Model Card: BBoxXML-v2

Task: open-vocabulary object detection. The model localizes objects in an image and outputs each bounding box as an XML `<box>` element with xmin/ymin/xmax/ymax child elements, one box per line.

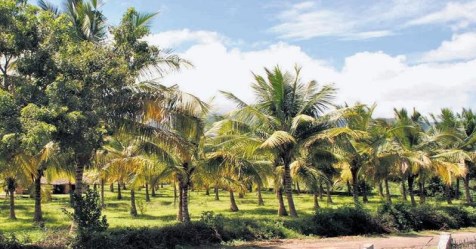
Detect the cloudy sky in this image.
<box><xmin>47</xmin><ymin>0</ymin><xmax>476</xmax><ymax>117</ymax></box>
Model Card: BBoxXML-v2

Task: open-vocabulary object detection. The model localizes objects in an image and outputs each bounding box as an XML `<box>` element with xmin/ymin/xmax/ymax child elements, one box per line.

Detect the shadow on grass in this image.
<box><xmin>104</xmin><ymin>202</ymin><xmax>129</xmax><ymax>210</ymax></box>
<box><xmin>240</xmin><ymin>208</ymin><xmax>277</xmax><ymax>216</ymax></box>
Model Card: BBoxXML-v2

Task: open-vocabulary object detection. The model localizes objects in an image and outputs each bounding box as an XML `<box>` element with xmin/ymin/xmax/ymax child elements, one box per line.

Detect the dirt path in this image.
<box><xmin>239</xmin><ymin>229</ymin><xmax>476</xmax><ymax>249</ymax></box>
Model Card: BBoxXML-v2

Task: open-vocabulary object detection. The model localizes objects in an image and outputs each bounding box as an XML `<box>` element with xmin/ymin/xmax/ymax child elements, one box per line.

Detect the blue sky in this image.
<box><xmin>42</xmin><ymin>0</ymin><xmax>476</xmax><ymax>117</ymax></box>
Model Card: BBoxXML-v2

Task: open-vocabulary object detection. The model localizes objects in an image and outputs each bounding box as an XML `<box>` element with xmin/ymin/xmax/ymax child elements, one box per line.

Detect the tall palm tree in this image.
<box><xmin>39</xmin><ymin>0</ymin><xmax>107</xmax><ymax>42</ymax></box>
<box><xmin>430</xmin><ymin>108</ymin><xmax>475</xmax><ymax>204</ymax></box>
<box><xmin>306</xmin><ymin>105</ymin><xmax>374</xmax><ymax>206</ymax></box>
<box><xmin>459</xmin><ymin>109</ymin><xmax>476</xmax><ymax>204</ymax></box>
<box><xmin>221</xmin><ymin>65</ymin><xmax>336</xmax><ymax>217</ymax></box>
<box><xmin>393</xmin><ymin>108</ymin><xmax>429</xmax><ymax>206</ymax></box>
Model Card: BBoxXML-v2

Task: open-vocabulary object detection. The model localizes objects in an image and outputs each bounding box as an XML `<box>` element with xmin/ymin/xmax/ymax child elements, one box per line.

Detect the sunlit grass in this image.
<box><xmin>0</xmin><ymin>183</ymin><xmax>472</xmax><ymax>243</ymax></box>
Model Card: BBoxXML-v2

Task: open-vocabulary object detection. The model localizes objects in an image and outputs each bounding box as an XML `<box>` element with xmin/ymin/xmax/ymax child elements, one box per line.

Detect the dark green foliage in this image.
<box><xmin>377</xmin><ymin>203</ymin><xmax>420</xmax><ymax>231</ymax></box>
<box><xmin>63</xmin><ymin>189</ymin><xmax>108</xmax><ymax>236</ymax></box>
<box><xmin>220</xmin><ymin>218</ymin><xmax>285</xmax><ymax>241</ymax></box>
<box><xmin>72</xmin><ymin>223</ymin><xmax>220</xmax><ymax>249</ymax></box>
<box><xmin>305</xmin><ymin>207</ymin><xmax>384</xmax><ymax>237</ymax></box>
<box><xmin>427</xmin><ymin>177</ymin><xmax>446</xmax><ymax>197</ymax></box>
<box><xmin>357</xmin><ymin>180</ymin><xmax>374</xmax><ymax>196</ymax></box>
<box><xmin>199</xmin><ymin>211</ymin><xmax>284</xmax><ymax>241</ymax></box>
<box><xmin>377</xmin><ymin>203</ymin><xmax>476</xmax><ymax>232</ymax></box>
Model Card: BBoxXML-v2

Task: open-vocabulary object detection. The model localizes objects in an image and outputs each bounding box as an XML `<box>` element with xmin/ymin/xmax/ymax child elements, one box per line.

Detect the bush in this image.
<box><xmin>377</xmin><ymin>203</ymin><xmax>476</xmax><ymax>232</ymax></box>
<box><xmin>136</xmin><ymin>199</ymin><xmax>147</xmax><ymax>215</ymax></box>
<box><xmin>63</xmin><ymin>189</ymin><xmax>108</xmax><ymax>237</ymax></box>
<box><xmin>377</xmin><ymin>203</ymin><xmax>419</xmax><ymax>231</ymax></box>
<box><xmin>73</xmin><ymin>223</ymin><xmax>220</xmax><ymax>249</ymax></box>
<box><xmin>220</xmin><ymin>218</ymin><xmax>285</xmax><ymax>241</ymax></box>
<box><xmin>293</xmin><ymin>207</ymin><xmax>385</xmax><ymax>237</ymax></box>
<box><xmin>0</xmin><ymin>233</ymin><xmax>40</xmax><ymax>249</ymax></box>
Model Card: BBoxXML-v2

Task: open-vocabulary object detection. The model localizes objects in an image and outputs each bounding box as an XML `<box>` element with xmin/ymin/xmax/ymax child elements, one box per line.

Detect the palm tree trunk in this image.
<box><xmin>174</xmin><ymin>181</ymin><xmax>178</xmax><ymax>206</ymax></box>
<box><xmin>455</xmin><ymin>178</ymin><xmax>460</xmax><ymax>199</ymax></box>
<box><xmin>408</xmin><ymin>175</ymin><xmax>416</xmax><ymax>206</ymax></box>
<box><xmin>151</xmin><ymin>183</ymin><xmax>156</xmax><ymax>197</ymax></box>
<box><xmin>110</xmin><ymin>183</ymin><xmax>114</xmax><ymax>192</ymax></box>
<box><xmin>9</xmin><ymin>188</ymin><xmax>16</xmax><ymax>220</ymax></box>
<box><xmin>205</xmin><ymin>187</ymin><xmax>210</xmax><ymax>196</ymax></box>
<box><xmin>313</xmin><ymin>191</ymin><xmax>319</xmax><ymax>209</ymax></box>
<box><xmin>378</xmin><ymin>182</ymin><xmax>384</xmax><ymax>198</ymax></box>
<box><xmin>283</xmin><ymin>156</ymin><xmax>298</xmax><ymax>217</ymax></box>
<box><xmin>346</xmin><ymin>180</ymin><xmax>352</xmax><ymax>196</ymax></box>
<box><xmin>418</xmin><ymin>179</ymin><xmax>425</xmax><ymax>204</ymax></box>
<box><xmin>257</xmin><ymin>185</ymin><xmax>264</xmax><ymax>206</ymax></box>
<box><xmin>464</xmin><ymin>176</ymin><xmax>473</xmax><ymax>204</ymax></box>
<box><xmin>117</xmin><ymin>182</ymin><xmax>122</xmax><ymax>200</ymax></box>
<box><xmin>319</xmin><ymin>181</ymin><xmax>324</xmax><ymax>201</ymax></box>
<box><xmin>100</xmin><ymin>179</ymin><xmax>105</xmax><ymax>208</ymax></box>
<box><xmin>214</xmin><ymin>185</ymin><xmax>220</xmax><ymax>200</ymax></box>
<box><xmin>326</xmin><ymin>180</ymin><xmax>333</xmax><ymax>204</ymax></box>
<box><xmin>145</xmin><ymin>182</ymin><xmax>150</xmax><ymax>202</ymax></box>
<box><xmin>229</xmin><ymin>190</ymin><xmax>239</xmax><ymax>212</ymax></box>
<box><xmin>277</xmin><ymin>188</ymin><xmax>288</xmax><ymax>216</ymax></box>
<box><xmin>384</xmin><ymin>177</ymin><xmax>392</xmax><ymax>204</ymax></box>
<box><xmin>401</xmin><ymin>178</ymin><xmax>408</xmax><ymax>201</ymax></box>
<box><xmin>130</xmin><ymin>189</ymin><xmax>137</xmax><ymax>217</ymax></box>
<box><xmin>177</xmin><ymin>183</ymin><xmax>183</xmax><ymax>221</ymax></box>
<box><xmin>238</xmin><ymin>192</ymin><xmax>244</xmax><ymax>198</ymax></box>
<box><xmin>181</xmin><ymin>182</ymin><xmax>191</xmax><ymax>223</ymax></box>
<box><xmin>178</xmin><ymin>162</ymin><xmax>191</xmax><ymax>223</ymax></box>
<box><xmin>362</xmin><ymin>180</ymin><xmax>369</xmax><ymax>203</ymax></box>
<box><xmin>351</xmin><ymin>167</ymin><xmax>359</xmax><ymax>206</ymax></box>
<box><xmin>122</xmin><ymin>183</ymin><xmax>127</xmax><ymax>190</ymax></box>
<box><xmin>33</xmin><ymin>170</ymin><xmax>43</xmax><ymax>223</ymax></box>
<box><xmin>445</xmin><ymin>185</ymin><xmax>453</xmax><ymax>204</ymax></box>
<box><xmin>296</xmin><ymin>182</ymin><xmax>301</xmax><ymax>195</ymax></box>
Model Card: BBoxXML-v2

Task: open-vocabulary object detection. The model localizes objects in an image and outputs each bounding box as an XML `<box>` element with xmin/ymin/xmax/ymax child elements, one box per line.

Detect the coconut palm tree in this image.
<box><xmin>221</xmin><ymin>65</ymin><xmax>336</xmax><ymax>217</ymax></box>
<box><xmin>393</xmin><ymin>108</ymin><xmax>430</xmax><ymax>206</ymax></box>
<box><xmin>16</xmin><ymin>142</ymin><xmax>59</xmax><ymax>222</ymax></box>
<box><xmin>430</xmin><ymin>108</ymin><xmax>475</xmax><ymax>204</ymax></box>
<box><xmin>458</xmin><ymin>109</ymin><xmax>476</xmax><ymax>204</ymax></box>
<box><xmin>204</xmin><ymin>148</ymin><xmax>268</xmax><ymax>212</ymax></box>
<box><xmin>101</xmin><ymin>134</ymin><xmax>169</xmax><ymax>216</ymax></box>
<box><xmin>138</xmin><ymin>85</ymin><xmax>208</xmax><ymax>223</ymax></box>
<box><xmin>38</xmin><ymin>0</ymin><xmax>107</xmax><ymax>42</ymax></box>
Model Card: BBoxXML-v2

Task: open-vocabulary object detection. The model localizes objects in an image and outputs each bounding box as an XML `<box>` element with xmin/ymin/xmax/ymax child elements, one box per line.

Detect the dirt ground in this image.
<box><xmin>234</xmin><ymin>229</ymin><xmax>476</xmax><ymax>249</ymax></box>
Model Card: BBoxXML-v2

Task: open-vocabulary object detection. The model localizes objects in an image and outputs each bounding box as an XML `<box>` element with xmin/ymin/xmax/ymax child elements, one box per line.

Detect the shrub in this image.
<box><xmin>73</xmin><ymin>223</ymin><xmax>220</xmax><ymax>249</ymax></box>
<box><xmin>377</xmin><ymin>203</ymin><xmax>476</xmax><ymax>232</ymax></box>
<box><xmin>0</xmin><ymin>233</ymin><xmax>40</xmax><ymax>249</ymax></box>
<box><xmin>136</xmin><ymin>199</ymin><xmax>147</xmax><ymax>215</ymax></box>
<box><xmin>377</xmin><ymin>203</ymin><xmax>419</xmax><ymax>231</ymax></box>
<box><xmin>298</xmin><ymin>207</ymin><xmax>385</xmax><ymax>237</ymax></box>
<box><xmin>63</xmin><ymin>189</ymin><xmax>108</xmax><ymax>237</ymax></box>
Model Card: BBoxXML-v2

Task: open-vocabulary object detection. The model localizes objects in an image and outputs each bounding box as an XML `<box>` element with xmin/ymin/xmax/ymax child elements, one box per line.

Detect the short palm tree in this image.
<box><xmin>221</xmin><ymin>65</ymin><xmax>336</xmax><ymax>217</ymax></box>
<box><xmin>16</xmin><ymin>142</ymin><xmax>59</xmax><ymax>222</ymax></box>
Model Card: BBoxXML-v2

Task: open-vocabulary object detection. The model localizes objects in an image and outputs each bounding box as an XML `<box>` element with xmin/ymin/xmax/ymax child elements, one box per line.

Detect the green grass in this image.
<box><xmin>0</xmin><ymin>183</ymin><xmax>472</xmax><ymax>243</ymax></box>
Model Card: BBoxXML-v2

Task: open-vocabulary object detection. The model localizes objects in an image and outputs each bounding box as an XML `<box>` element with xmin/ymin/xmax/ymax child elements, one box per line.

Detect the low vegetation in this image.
<box><xmin>1</xmin><ymin>186</ymin><xmax>476</xmax><ymax>248</ymax></box>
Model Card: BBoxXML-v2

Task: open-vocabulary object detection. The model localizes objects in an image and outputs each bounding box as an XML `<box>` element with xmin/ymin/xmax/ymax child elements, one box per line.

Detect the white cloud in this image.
<box><xmin>156</xmin><ymin>30</ymin><xmax>476</xmax><ymax>118</ymax></box>
<box><xmin>269</xmin><ymin>1</ymin><xmax>433</xmax><ymax>40</ymax></box>
<box><xmin>407</xmin><ymin>1</ymin><xmax>476</xmax><ymax>29</ymax></box>
<box><xmin>143</xmin><ymin>29</ymin><xmax>225</xmax><ymax>49</ymax></box>
<box><xmin>420</xmin><ymin>32</ymin><xmax>476</xmax><ymax>62</ymax></box>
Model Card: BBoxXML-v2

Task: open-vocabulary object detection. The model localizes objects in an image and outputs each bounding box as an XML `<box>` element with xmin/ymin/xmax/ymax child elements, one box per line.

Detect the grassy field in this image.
<box><xmin>0</xmin><ymin>184</ymin><xmax>472</xmax><ymax>243</ymax></box>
